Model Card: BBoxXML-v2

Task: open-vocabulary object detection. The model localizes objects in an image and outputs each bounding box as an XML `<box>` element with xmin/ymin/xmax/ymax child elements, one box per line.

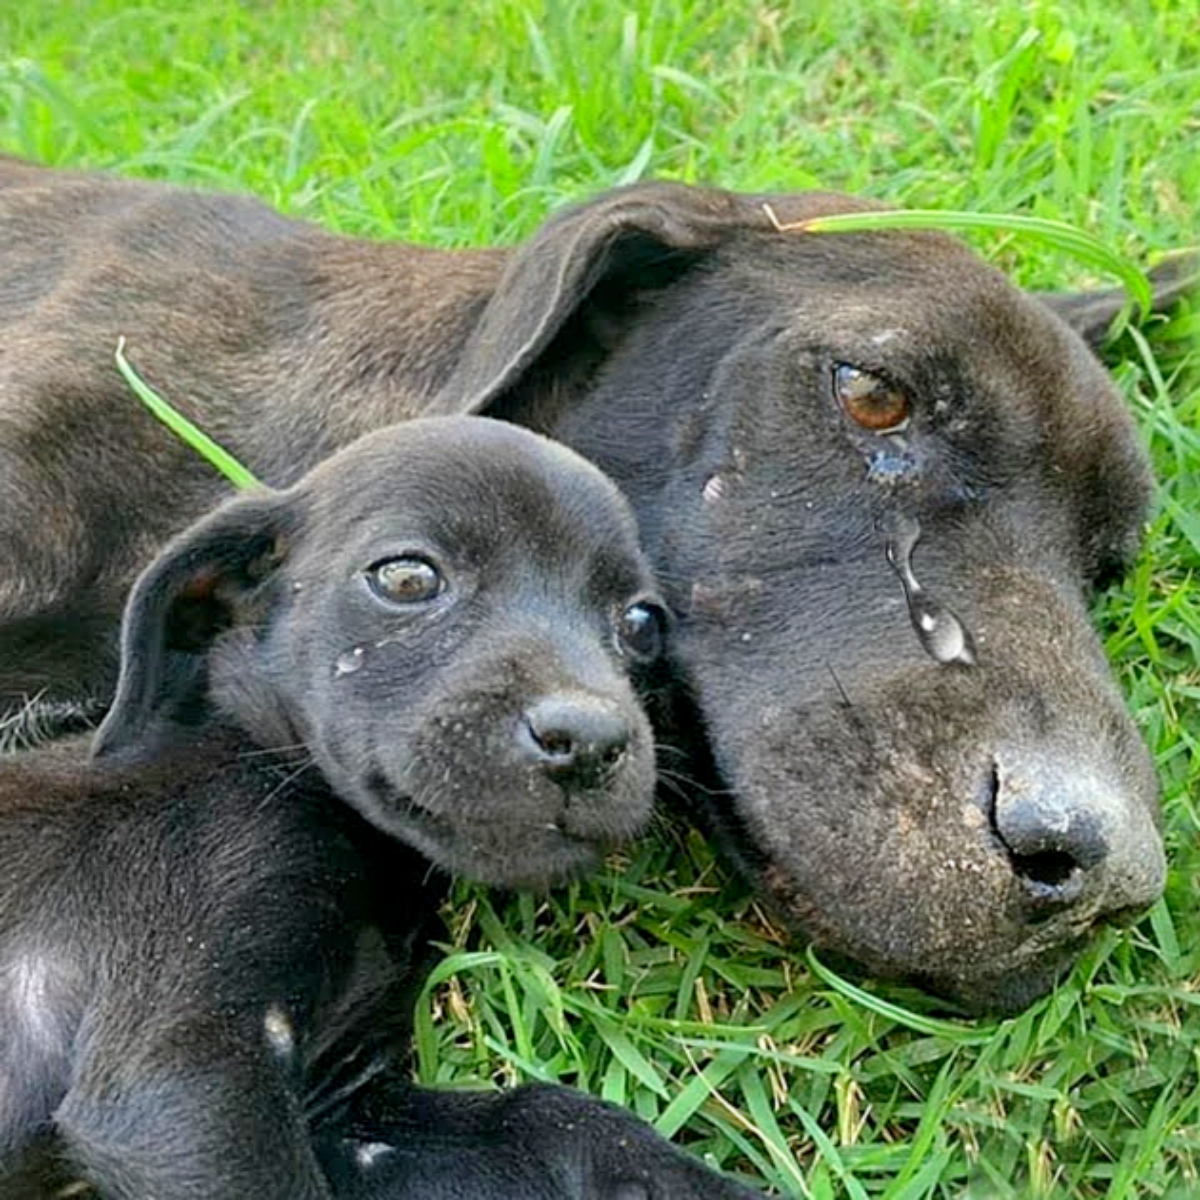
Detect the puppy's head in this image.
<box><xmin>94</xmin><ymin>418</ymin><xmax>666</xmax><ymax>888</ymax></box>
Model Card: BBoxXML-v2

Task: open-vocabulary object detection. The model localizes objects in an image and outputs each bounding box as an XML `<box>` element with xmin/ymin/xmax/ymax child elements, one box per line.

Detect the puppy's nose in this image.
<box><xmin>521</xmin><ymin>694</ymin><xmax>631</xmax><ymax>789</ymax></box>
<box><xmin>989</xmin><ymin>751</ymin><xmax>1164</xmax><ymax>913</ymax></box>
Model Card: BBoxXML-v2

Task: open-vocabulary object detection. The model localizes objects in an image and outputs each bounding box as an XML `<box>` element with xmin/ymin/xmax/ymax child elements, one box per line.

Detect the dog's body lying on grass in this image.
<box><xmin>0</xmin><ymin>417</ymin><xmax>756</xmax><ymax>1199</ymax></box>
<box><xmin>0</xmin><ymin>157</ymin><xmax>1185</xmax><ymax>1011</ymax></box>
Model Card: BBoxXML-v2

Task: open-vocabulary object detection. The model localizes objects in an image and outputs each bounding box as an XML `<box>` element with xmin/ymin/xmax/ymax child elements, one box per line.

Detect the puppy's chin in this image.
<box><xmin>354</xmin><ymin>740</ymin><xmax>656</xmax><ymax>887</ymax></box>
<box><xmin>401</xmin><ymin>815</ymin><xmax>604</xmax><ymax>889</ymax></box>
<box><xmin>330</xmin><ymin>764</ymin><xmax>615</xmax><ymax>888</ymax></box>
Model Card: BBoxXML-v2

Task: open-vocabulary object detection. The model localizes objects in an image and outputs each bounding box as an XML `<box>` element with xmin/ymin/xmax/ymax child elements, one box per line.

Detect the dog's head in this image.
<box><xmin>93</xmin><ymin>417</ymin><xmax>665</xmax><ymax>888</ymax></box>
<box><xmin>431</xmin><ymin>182</ymin><xmax>1179</xmax><ymax>1012</ymax></box>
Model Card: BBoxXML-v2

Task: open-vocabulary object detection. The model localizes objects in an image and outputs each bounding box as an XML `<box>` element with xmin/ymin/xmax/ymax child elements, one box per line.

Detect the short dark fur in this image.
<box><xmin>0</xmin><ymin>158</ymin><xmax>1190</xmax><ymax>1011</ymax></box>
<box><xmin>0</xmin><ymin>418</ymin><xmax>755</xmax><ymax>1199</ymax></box>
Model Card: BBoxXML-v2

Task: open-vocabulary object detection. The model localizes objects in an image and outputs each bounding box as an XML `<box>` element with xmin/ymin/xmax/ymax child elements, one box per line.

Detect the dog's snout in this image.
<box><xmin>987</xmin><ymin>751</ymin><xmax>1164</xmax><ymax>913</ymax></box>
<box><xmin>521</xmin><ymin>694</ymin><xmax>631</xmax><ymax>788</ymax></box>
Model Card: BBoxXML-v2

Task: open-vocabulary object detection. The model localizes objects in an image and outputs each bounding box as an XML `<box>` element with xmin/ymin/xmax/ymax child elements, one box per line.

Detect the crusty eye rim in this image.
<box><xmin>833</xmin><ymin>362</ymin><xmax>912</xmax><ymax>433</ymax></box>
<box><xmin>615</xmin><ymin>600</ymin><xmax>669</xmax><ymax>662</ymax></box>
<box><xmin>366</xmin><ymin>556</ymin><xmax>444</xmax><ymax>604</ymax></box>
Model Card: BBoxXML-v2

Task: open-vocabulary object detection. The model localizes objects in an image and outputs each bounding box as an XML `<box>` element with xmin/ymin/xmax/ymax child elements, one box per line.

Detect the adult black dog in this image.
<box><xmin>0</xmin><ymin>158</ymin><xmax>1187</xmax><ymax>1012</ymax></box>
<box><xmin>0</xmin><ymin>416</ymin><xmax>759</xmax><ymax>1199</ymax></box>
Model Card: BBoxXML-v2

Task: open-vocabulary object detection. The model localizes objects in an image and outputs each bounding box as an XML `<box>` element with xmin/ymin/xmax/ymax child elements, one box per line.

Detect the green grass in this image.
<box><xmin>3</xmin><ymin>2</ymin><xmax>1197</xmax><ymax>1196</ymax></box>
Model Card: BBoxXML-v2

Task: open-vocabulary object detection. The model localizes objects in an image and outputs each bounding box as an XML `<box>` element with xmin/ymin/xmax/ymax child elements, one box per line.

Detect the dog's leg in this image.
<box><xmin>54</xmin><ymin>1038</ymin><xmax>334</xmax><ymax>1200</ymax></box>
<box><xmin>0</xmin><ymin>507</ymin><xmax>123</xmax><ymax>724</ymax></box>
<box><xmin>0</xmin><ymin>609</ymin><xmax>118</xmax><ymax>742</ymax></box>
<box><xmin>318</xmin><ymin>1080</ymin><xmax>763</xmax><ymax>1200</ymax></box>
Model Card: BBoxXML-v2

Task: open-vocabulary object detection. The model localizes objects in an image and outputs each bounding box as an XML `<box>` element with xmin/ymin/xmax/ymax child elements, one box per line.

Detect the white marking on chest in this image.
<box><xmin>6</xmin><ymin>951</ymin><xmax>68</xmax><ymax>1051</ymax></box>
<box><xmin>702</xmin><ymin>473</ymin><xmax>726</xmax><ymax>504</ymax></box>
<box><xmin>263</xmin><ymin>1003</ymin><xmax>295</xmax><ymax>1059</ymax></box>
<box><xmin>355</xmin><ymin>1141</ymin><xmax>394</xmax><ymax>1169</ymax></box>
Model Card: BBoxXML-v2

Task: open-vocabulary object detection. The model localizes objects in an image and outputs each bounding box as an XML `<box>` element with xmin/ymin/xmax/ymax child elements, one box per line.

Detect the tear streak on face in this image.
<box><xmin>882</xmin><ymin>511</ymin><xmax>976</xmax><ymax>668</ymax></box>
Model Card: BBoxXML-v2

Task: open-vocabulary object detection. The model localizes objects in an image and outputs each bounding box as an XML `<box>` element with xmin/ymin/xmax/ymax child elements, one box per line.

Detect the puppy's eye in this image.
<box><xmin>834</xmin><ymin>363</ymin><xmax>911</xmax><ymax>433</ymax></box>
<box><xmin>367</xmin><ymin>557</ymin><xmax>443</xmax><ymax>604</ymax></box>
<box><xmin>615</xmin><ymin>601</ymin><xmax>669</xmax><ymax>663</ymax></box>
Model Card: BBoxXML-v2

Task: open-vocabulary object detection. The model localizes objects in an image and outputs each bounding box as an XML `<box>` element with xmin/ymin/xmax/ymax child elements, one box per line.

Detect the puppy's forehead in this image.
<box><xmin>298</xmin><ymin>418</ymin><xmax>643</xmax><ymax>564</ymax></box>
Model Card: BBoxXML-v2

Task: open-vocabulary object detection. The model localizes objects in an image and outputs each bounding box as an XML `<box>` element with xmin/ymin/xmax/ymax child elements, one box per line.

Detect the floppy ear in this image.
<box><xmin>92</xmin><ymin>491</ymin><xmax>292</xmax><ymax>761</ymax></box>
<box><xmin>428</xmin><ymin>181</ymin><xmax>754</xmax><ymax>415</ymax></box>
<box><xmin>429</xmin><ymin>183</ymin><xmax>896</xmax><ymax>417</ymax></box>
<box><xmin>1037</xmin><ymin>252</ymin><xmax>1197</xmax><ymax>350</ymax></box>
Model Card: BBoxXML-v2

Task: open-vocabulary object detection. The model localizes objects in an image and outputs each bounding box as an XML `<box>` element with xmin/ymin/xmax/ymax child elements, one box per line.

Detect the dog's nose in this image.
<box><xmin>521</xmin><ymin>694</ymin><xmax>631</xmax><ymax>789</ymax></box>
<box><xmin>989</xmin><ymin>750</ymin><xmax>1164</xmax><ymax>912</ymax></box>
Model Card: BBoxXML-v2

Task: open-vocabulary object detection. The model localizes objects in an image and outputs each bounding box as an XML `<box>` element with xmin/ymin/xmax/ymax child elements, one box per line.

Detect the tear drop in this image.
<box><xmin>335</xmin><ymin>646</ymin><xmax>367</xmax><ymax>676</ymax></box>
<box><xmin>263</xmin><ymin>1004</ymin><xmax>294</xmax><ymax>1059</ymax></box>
<box><xmin>881</xmin><ymin>511</ymin><xmax>976</xmax><ymax>667</ymax></box>
<box><xmin>905</xmin><ymin>593</ymin><xmax>976</xmax><ymax>666</ymax></box>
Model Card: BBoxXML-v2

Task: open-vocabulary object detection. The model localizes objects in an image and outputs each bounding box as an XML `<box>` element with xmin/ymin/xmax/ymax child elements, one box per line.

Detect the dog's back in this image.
<box><xmin>0</xmin><ymin>160</ymin><xmax>504</xmax><ymax>716</ymax></box>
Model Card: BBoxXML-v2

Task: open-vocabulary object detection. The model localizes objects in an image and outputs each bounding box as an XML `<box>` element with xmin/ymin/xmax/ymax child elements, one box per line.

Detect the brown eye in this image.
<box><xmin>367</xmin><ymin>557</ymin><xmax>443</xmax><ymax>605</ymax></box>
<box><xmin>834</xmin><ymin>363</ymin><xmax>911</xmax><ymax>432</ymax></box>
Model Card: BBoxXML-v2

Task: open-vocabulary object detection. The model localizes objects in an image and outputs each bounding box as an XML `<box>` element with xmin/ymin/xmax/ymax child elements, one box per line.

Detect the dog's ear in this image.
<box><xmin>429</xmin><ymin>184</ymin><xmax>891</xmax><ymax>416</ymax></box>
<box><xmin>1036</xmin><ymin>252</ymin><xmax>1197</xmax><ymax>350</ymax></box>
<box><xmin>92</xmin><ymin>491</ymin><xmax>292</xmax><ymax>760</ymax></box>
<box><xmin>429</xmin><ymin>182</ymin><xmax>757</xmax><ymax>415</ymax></box>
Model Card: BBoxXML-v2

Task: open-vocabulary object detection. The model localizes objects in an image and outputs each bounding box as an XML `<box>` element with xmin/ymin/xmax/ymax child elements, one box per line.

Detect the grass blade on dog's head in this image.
<box><xmin>765</xmin><ymin>206</ymin><xmax>1153</xmax><ymax>327</ymax></box>
<box><xmin>114</xmin><ymin>337</ymin><xmax>262</xmax><ymax>490</ymax></box>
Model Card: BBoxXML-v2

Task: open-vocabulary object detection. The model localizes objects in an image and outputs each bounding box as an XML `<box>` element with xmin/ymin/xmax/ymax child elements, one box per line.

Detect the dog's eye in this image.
<box><xmin>367</xmin><ymin>557</ymin><xmax>443</xmax><ymax>604</ymax></box>
<box><xmin>615</xmin><ymin>601</ymin><xmax>668</xmax><ymax>663</ymax></box>
<box><xmin>834</xmin><ymin>363</ymin><xmax>911</xmax><ymax>433</ymax></box>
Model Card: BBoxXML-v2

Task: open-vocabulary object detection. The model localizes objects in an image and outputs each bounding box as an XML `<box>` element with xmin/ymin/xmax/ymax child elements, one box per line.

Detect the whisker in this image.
<box><xmin>254</xmin><ymin>756</ymin><xmax>318</xmax><ymax>813</ymax></box>
<box><xmin>826</xmin><ymin>661</ymin><xmax>853</xmax><ymax>708</ymax></box>
<box><xmin>237</xmin><ymin>741</ymin><xmax>311</xmax><ymax>760</ymax></box>
<box><xmin>654</xmin><ymin>773</ymin><xmax>695</xmax><ymax>806</ymax></box>
<box><xmin>653</xmin><ymin>742</ymin><xmax>693</xmax><ymax>761</ymax></box>
<box><xmin>655</xmin><ymin>765</ymin><xmax>737</xmax><ymax>801</ymax></box>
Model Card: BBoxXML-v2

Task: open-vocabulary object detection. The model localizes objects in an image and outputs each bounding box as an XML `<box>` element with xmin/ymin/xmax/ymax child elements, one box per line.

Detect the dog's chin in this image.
<box><xmin>403</xmin><ymin>811</ymin><xmax>604</xmax><ymax>889</ymax></box>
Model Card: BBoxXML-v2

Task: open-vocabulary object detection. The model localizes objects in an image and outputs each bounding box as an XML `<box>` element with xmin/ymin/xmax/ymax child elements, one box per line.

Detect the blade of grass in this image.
<box><xmin>807</xmin><ymin>949</ymin><xmax>1000</xmax><ymax>1044</ymax></box>
<box><xmin>114</xmin><ymin>337</ymin><xmax>262</xmax><ymax>490</ymax></box>
<box><xmin>766</xmin><ymin>206</ymin><xmax>1152</xmax><ymax>320</ymax></box>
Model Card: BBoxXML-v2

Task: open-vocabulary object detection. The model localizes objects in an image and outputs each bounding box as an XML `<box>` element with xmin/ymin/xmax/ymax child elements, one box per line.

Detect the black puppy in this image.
<box><xmin>0</xmin><ymin>417</ymin><xmax>753</xmax><ymax>1199</ymax></box>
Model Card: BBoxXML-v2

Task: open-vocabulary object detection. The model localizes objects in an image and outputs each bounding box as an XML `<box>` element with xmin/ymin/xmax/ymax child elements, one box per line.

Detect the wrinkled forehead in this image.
<box><xmin>737</xmin><ymin>226</ymin><xmax>1032</xmax><ymax>334</ymax></box>
<box><xmin>721</xmin><ymin>225</ymin><xmax>1122</xmax><ymax>420</ymax></box>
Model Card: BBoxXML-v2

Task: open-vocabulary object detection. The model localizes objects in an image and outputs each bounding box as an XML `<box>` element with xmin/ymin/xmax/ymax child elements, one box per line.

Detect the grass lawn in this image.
<box><xmin>2</xmin><ymin>3</ymin><xmax>1196</xmax><ymax>1195</ymax></box>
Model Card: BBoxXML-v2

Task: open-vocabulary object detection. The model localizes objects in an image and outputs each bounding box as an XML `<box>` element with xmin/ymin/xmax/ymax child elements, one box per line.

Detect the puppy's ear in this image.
<box><xmin>1036</xmin><ymin>252</ymin><xmax>1197</xmax><ymax>350</ymax></box>
<box><xmin>93</xmin><ymin>491</ymin><xmax>292</xmax><ymax>760</ymax></box>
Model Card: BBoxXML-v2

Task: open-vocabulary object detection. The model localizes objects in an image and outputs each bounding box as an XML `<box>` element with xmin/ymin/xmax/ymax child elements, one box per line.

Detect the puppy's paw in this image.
<box><xmin>320</xmin><ymin>1081</ymin><xmax>764</xmax><ymax>1200</ymax></box>
<box><xmin>489</xmin><ymin>1082</ymin><xmax>763</xmax><ymax>1199</ymax></box>
<box><xmin>0</xmin><ymin>696</ymin><xmax>103</xmax><ymax>753</ymax></box>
